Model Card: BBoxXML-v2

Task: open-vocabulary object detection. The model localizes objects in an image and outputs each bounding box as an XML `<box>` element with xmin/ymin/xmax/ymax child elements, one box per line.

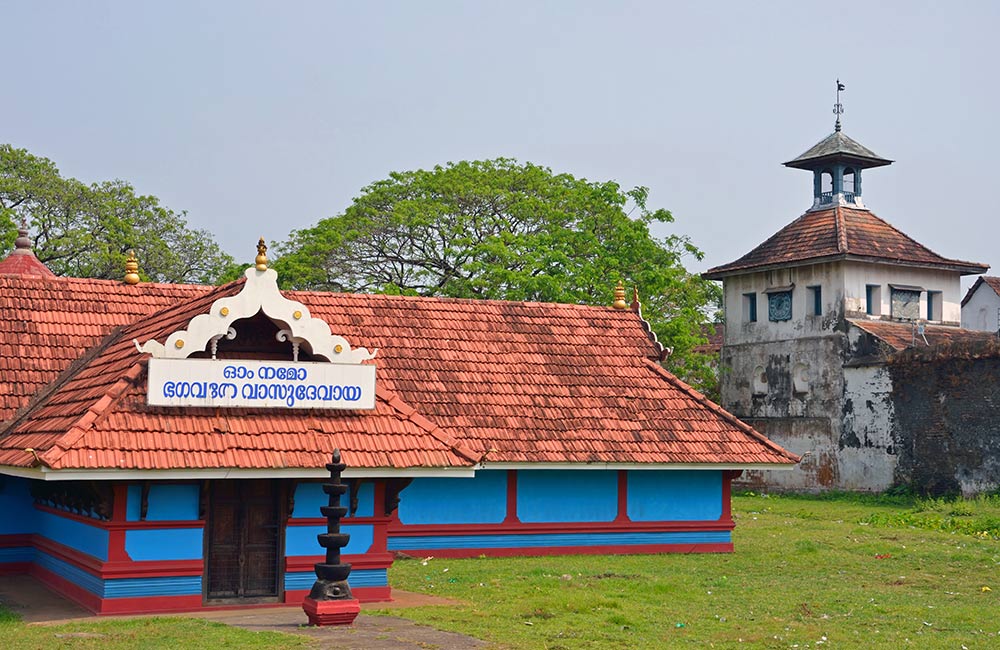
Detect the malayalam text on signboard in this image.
<box><xmin>147</xmin><ymin>358</ymin><xmax>376</xmax><ymax>410</ymax></box>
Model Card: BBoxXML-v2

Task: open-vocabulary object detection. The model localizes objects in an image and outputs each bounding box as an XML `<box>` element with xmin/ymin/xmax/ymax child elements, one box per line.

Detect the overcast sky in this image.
<box><xmin>3</xmin><ymin>1</ymin><xmax>998</xmax><ymax>289</ymax></box>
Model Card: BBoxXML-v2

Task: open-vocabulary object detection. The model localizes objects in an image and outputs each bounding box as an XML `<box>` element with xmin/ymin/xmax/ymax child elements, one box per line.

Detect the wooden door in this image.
<box><xmin>206</xmin><ymin>480</ymin><xmax>283</xmax><ymax>602</ymax></box>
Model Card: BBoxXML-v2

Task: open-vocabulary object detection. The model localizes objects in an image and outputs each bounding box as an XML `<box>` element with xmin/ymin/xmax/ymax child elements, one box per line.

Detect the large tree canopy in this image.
<box><xmin>275</xmin><ymin>159</ymin><xmax>720</xmax><ymax>390</ymax></box>
<box><xmin>0</xmin><ymin>144</ymin><xmax>234</xmax><ymax>284</ymax></box>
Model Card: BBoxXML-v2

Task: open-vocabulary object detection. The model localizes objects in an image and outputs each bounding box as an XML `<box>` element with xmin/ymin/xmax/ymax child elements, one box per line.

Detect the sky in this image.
<box><xmin>3</xmin><ymin>1</ymin><xmax>998</xmax><ymax>289</ymax></box>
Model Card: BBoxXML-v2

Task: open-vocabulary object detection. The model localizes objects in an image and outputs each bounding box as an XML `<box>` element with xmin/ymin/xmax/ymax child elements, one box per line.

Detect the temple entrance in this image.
<box><xmin>205</xmin><ymin>480</ymin><xmax>284</xmax><ymax>602</ymax></box>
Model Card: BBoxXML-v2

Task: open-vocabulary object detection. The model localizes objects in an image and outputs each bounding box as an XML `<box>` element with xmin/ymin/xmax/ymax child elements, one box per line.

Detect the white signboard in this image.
<box><xmin>147</xmin><ymin>358</ymin><xmax>376</xmax><ymax>410</ymax></box>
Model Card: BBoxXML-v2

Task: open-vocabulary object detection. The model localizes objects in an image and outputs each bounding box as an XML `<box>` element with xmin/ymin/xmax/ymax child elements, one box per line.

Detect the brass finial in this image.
<box><xmin>612</xmin><ymin>281</ymin><xmax>628</xmax><ymax>310</ymax></box>
<box><xmin>255</xmin><ymin>237</ymin><xmax>268</xmax><ymax>271</ymax></box>
<box><xmin>630</xmin><ymin>286</ymin><xmax>641</xmax><ymax>312</ymax></box>
<box><xmin>124</xmin><ymin>250</ymin><xmax>140</xmax><ymax>285</ymax></box>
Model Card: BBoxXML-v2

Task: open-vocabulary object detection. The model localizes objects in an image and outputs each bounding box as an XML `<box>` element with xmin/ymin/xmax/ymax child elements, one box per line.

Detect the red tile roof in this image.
<box><xmin>961</xmin><ymin>276</ymin><xmax>1000</xmax><ymax>307</ymax></box>
<box><xmin>0</xmin><ymin>274</ymin><xmax>798</xmax><ymax>472</ymax></box>
<box><xmin>0</xmin><ymin>275</ymin><xmax>211</xmax><ymax>421</ymax></box>
<box><xmin>849</xmin><ymin>319</ymin><xmax>999</xmax><ymax>352</ymax></box>
<box><xmin>704</xmin><ymin>207</ymin><xmax>988</xmax><ymax>278</ymax></box>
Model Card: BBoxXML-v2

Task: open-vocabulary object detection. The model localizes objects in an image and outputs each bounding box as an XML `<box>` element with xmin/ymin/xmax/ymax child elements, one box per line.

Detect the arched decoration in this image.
<box><xmin>135</xmin><ymin>267</ymin><xmax>377</xmax><ymax>364</ymax></box>
<box><xmin>751</xmin><ymin>365</ymin><xmax>768</xmax><ymax>396</ymax></box>
<box><xmin>792</xmin><ymin>362</ymin><xmax>811</xmax><ymax>394</ymax></box>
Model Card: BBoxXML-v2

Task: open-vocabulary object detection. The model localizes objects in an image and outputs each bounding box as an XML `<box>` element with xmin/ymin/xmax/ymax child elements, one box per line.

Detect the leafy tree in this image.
<box><xmin>0</xmin><ymin>144</ymin><xmax>234</xmax><ymax>284</ymax></box>
<box><xmin>275</xmin><ymin>159</ymin><xmax>721</xmax><ymax>391</ymax></box>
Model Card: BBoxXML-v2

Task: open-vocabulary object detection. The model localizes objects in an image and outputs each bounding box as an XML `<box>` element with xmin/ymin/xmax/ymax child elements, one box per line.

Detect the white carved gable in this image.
<box><xmin>135</xmin><ymin>267</ymin><xmax>377</xmax><ymax>364</ymax></box>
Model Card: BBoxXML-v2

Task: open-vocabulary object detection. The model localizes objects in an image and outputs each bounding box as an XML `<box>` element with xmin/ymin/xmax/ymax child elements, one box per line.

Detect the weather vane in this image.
<box><xmin>833</xmin><ymin>79</ymin><xmax>845</xmax><ymax>132</ymax></box>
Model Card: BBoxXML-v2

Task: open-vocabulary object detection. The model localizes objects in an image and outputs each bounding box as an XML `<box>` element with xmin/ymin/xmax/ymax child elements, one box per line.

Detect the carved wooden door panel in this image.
<box><xmin>206</xmin><ymin>480</ymin><xmax>282</xmax><ymax>601</ymax></box>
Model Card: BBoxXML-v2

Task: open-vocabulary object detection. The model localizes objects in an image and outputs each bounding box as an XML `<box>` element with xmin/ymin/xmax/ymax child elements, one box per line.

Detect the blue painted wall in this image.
<box><xmin>126</xmin><ymin>484</ymin><xmax>200</xmax><ymax>521</ymax></box>
<box><xmin>36</xmin><ymin>509</ymin><xmax>108</xmax><ymax>561</ymax></box>
<box><xmin>285</xmin><ymin>523</ymin><xmax>373</xmax><ymax>557</ymax></box>
<box><xmin>627</xmin><ymin>471</ymin><xmax>722</xmax><ymax>521</ymax></box>
<box><xmin>292</xmin><ymin>481</ymin><xmax>374</xmax><ymax>519</ymax></box>
<box><xmin>0</xmin><ymin>477</ymin><xmax>38</xmax><ymax>536</ymax></box>
<box><xmin>125</xmin><ymin>528</ymin><xmax>204</xmax><ymax>561</ymax></box>
<box><xmin>517</xmin><ymin>470</ymin><xmax>617</xmax><ymax>523</ymax></box>
<box><xmin>397</xmin><ymin>471</ymin><xmax>507</xmax><ymax>525</ymax></box>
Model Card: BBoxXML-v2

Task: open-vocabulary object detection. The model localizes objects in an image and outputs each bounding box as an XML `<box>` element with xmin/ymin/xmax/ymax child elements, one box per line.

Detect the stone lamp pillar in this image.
<box><xmin>302</xmin><ymin>449</ymin><xmax>361</xmax><ymax>626</ymax></box>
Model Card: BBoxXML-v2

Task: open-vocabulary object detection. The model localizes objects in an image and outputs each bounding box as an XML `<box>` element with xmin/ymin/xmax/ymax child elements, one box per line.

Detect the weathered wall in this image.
<box><xmin>842</xmin><ymin>262</ymin><xmax>962</xmax><ymax>323</ymax></box>
<box><xmin>839</xmin><ymin>365</ymin><xmax>897</xmax><ymax>490</ymax></box>
<box><xmin>887</xmin><ymin>348</ymin><xmax>1000</xmax><ymax>496</ymax></box>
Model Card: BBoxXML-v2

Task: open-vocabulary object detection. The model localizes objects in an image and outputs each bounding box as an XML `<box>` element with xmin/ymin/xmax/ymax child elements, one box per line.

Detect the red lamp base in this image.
<box><xmin>302</xmin><ymin>597</ymin><xmax>361</xmax><ymax>626</ymax></box>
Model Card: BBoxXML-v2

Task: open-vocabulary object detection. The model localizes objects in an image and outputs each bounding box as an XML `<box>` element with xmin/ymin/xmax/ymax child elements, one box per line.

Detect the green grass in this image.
<box><xmin>376</xmin><ymin>492</ymin><xmax>1000</xmax><ymax>649</ymax></box>
<box><xmin>0</xmin><ymin>615</ymin><xmax>311</xmax><ymax>649</ymax></box>
<box><xmin>1</xmin><ymin>493</ymin><xmax>998</xmax><ymax>649</ymax></box>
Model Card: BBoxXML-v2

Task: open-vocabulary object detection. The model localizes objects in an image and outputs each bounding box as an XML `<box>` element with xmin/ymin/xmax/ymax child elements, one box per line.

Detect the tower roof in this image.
<box><xmin>784</xmin><ymin>130</ymin><xmax>892</xmax><ymax>171</ymax></box>
<box><xmin>703</xmin><ymin>206</ymin><xmax>989</xmax><ymax>279</ymax></box>
<box><xmin>0</xmin><ymin>222</ymin><xmax>55</xmax><ymax>277</ymax></box>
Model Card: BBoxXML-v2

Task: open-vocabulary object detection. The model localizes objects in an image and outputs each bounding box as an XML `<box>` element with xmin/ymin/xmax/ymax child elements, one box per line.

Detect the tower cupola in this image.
<box><xmin>784</xmin><ymin>80</ymin><xmax>892</xmax><ymax>211</ymax></box>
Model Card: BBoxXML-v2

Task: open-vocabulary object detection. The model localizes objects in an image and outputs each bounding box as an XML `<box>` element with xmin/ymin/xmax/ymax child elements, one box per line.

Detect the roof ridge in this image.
<box><xmin>835</xmin><ymin>206</ymin><xmax>848</xmax><ymax>253</ymax></box>
<box><xmin>374</xmin><ymin>385</ymin><xmax>481</xmax><ymax>464</ymax></box>
<box><xmin>640</xmin><ymin>358</ymin><xmax>800</xmax><ymax>463</ymax></box>
<box><xmin>40</xmin><ymin>362</ymin><xmax>146</xmax><ymax>468</ymax></box>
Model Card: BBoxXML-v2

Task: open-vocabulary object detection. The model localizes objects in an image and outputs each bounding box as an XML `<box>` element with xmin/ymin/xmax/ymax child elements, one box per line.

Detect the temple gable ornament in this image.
<box><xmin>136</xmin><ymin>262</ymin><xmax>377</xmax><ymax>410</ymax></box>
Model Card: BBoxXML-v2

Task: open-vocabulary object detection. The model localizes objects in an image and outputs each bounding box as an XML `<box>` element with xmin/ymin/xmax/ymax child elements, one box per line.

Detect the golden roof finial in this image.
<box><xmin>612</xmin><ymin>280</ymin><xmax>628</xmax><ymax>310</ymax></box>
<box><xmin>124</xmin><ymin>250</ymin><xmax>140</xmax><ymax>285</ymax></box>
<box><xmin>255</xmin><ymin>237</ymin><xmax>268</xmax><ymax>271</ymax></box>
<box><xmin>630</xmin><ymin>286</ymin><xmax>641</xmax><ymax>312</ymax></box>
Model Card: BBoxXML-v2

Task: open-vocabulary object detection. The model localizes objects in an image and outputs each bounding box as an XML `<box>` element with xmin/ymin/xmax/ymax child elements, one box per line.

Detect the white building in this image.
<box><xmin>961</xmin><ymin>276</ymin><xmax>1000</xmax><ymax>333</ymax></box>
<box><xmin>704</xmin><ymin>118</ymin><xmax>994</xmax><ymax>492</ymax></box>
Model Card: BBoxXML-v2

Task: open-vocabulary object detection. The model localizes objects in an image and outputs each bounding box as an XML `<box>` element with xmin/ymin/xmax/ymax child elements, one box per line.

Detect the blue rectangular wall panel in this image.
<box><xmin>388</xmin><ymin>530</ymin><xmax>731</xmax><ymax>551</ymax></box>
<box><xmin>284</xmin><ymin>568</ymin><xmax>387</xmax><ymax>591</ymax></box>
<box><xmin>627</xmin><ymin>471</ymin><xmax>722</xmax><ymax>521</ymax></box>
<box><xmin>36</xmin><ymin>510</ymin><xmax>109</xmax><ymax>561</ymax></box>
<box><xmin>285</xmin><ymin>524</ymin><xmax>373</xmax><ymax>557</ymax></box>
<box><xmin>127</xmin><ymin>484</ymin><xmax>200</xmax><ymax>521</ymax></box>
<box><xmin>145</xmin><ymin>484</ymin><xmax>201</xmax><ymax>521</ymax></box>
<box><xmin>516</xmin><ymin>470</ymin><xmax>617</xmax><ymax>523</ymax></box>
<box><xmin>397</xmin><ymin>472</ymin><xmax>507</xmax><ymax>525</ymax></box>
<box><xmin>125</xmin><ymin>528</ymin><xmax>204</xmax><ymax>561</ymax></box>
<box><xmin>0</xmin><ymin>477</ymin><xmax>39</xmax><ymax>535</ymax></box>
<box><xmin>292</xmin><ymin>481</ymin><xmax>374</xmax><ymax>519</ymax></box>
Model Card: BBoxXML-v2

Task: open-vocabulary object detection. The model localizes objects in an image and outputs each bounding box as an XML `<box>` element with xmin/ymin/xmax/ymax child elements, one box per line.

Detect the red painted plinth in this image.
<box><xmin>302</xmin><ymin>597</ymin><xmax>360</xmax><ymax>626</ymax></box>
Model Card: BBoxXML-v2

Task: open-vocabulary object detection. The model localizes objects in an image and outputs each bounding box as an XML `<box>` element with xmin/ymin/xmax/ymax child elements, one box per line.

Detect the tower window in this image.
<box><xmin>843</xmin><ymin>168</ymin><xmax>856</xmax><ymax>195</ymax></box>
<box><xmin>808</xmin><ymin>285</ymin><xmax>822</xmax><ymax>316</ymax></box>
<box><xmin>927</xmin><ymin>291</ymin><xmax>942</xmax><ymax>321</ymax></box>
<box><xmin>890</xmin><ymin>286</ymin><xmax>921</xmax><ymax>321</ymax></box>
<box><xmin>768</xmin><ymin>290</ymin><xmax>793</xmax><ymax>322</ymax></box>
<box><xmin>866</xmin><ymin>284</ymin><xmax>882</xmax><ymax>316</ymax></box>
<box><xmin>743</xmin><ymin>293</ymin><xmax>757</xmax><ymax>323</ymax></box>
<box><xmin>821</xmin><ymin>169</ymin><xmax>833</xmax><ymax>194</ymax></box>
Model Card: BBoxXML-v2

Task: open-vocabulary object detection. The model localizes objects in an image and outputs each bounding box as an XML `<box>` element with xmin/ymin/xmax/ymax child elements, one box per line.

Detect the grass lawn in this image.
<box><xmin>1</xmin><ymin>493</ymin><xmax>997</xmax><ymax>649</ymax></box>
<box><xmin>0</xmin><ymin>612</ymin><xmax>310</xmax><ymax>650</ymax></box>
<box><xmin>377</xmin><ymin>492</ymin><xmax>1000</xmax><ymax>649</ymax></box>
